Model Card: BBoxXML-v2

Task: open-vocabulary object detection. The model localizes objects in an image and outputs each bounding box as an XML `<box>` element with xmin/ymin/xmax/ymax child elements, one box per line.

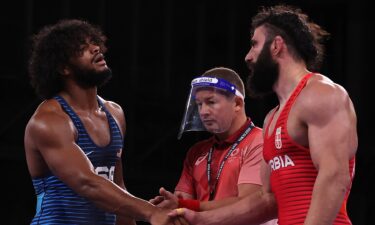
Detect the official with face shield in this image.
<box><xmin>178</xmin><ymin>75</ymin><xmax>245</xmax><ymax>139</ymax></box>
<box><xmin>150</xmin><ymin>67</ymin><xmax>277</xmax><ymax>225</ymax></box>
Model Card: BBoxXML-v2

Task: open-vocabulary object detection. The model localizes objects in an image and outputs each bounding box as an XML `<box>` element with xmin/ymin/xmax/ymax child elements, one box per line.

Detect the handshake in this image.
<box><xmin>148</xmin><ymin>187</ymin><xmax>201</xmax><ymax>225</ymax></box>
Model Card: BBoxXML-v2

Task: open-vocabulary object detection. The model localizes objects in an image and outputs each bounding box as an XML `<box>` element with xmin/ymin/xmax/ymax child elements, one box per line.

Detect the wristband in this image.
<box><xmin>178</xmin><ymin>198</ymin><xmax>200</xmax><ymax>211</ymax></box>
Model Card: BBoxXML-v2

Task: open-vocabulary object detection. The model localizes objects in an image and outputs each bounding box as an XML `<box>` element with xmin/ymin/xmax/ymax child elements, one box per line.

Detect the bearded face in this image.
<box><xmin>246</xmin><ymin>40</ymin><xmax>279</xmax><ymax>98</ymax></box>
<box><xmin>70</xmin><ymin>61</ymin><xmax>112</xmax><ymax>88</ymax></box>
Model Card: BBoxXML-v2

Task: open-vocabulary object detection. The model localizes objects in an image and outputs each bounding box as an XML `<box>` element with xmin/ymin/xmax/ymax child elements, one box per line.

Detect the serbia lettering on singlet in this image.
<box><xmin>263</xmin><ymin>73</ymin><xmax>355</xmax><ymax>225</ymax></box>
<box><xmin>31</xmin><ymin>95</ymin><xmax>123</xmax><ymax>224</ymax></box>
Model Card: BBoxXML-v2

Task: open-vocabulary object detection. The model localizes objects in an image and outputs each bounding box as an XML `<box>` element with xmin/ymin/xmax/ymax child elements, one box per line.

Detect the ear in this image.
<box><xmin>58</xmin><ymin>64</ymin><xmax>71</xmax><ymax>77</ymax></box>
<box><xmin>271</xmin><ymin>35</ymin><xmax>284</xmax><ymax>56</ymax></box>
<box><xmin>234</xmin><ymin>96</ymin><xmax>244</xmax><ymax>112</ymax></box>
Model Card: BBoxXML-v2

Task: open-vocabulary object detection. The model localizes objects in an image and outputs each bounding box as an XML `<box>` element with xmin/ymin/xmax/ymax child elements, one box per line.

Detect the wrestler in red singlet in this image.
<box><xmin>263</xmin><ymin>73</ymin><xmax>355</xmax><ymax>225</ymax></box>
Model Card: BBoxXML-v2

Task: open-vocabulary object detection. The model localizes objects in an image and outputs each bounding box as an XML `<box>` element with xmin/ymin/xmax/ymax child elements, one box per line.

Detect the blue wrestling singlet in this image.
<box><xmin>31</xmin><ymin>95</ymin><xmax>123</xmax><ymax>225</ymax></box>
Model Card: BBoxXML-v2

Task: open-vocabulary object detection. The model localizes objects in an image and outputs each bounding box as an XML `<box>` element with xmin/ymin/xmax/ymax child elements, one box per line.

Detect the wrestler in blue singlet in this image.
<box><xmin>31</xmin><ymin>95</ymin><xmax>123</xmax><ymax>224</ymax></box>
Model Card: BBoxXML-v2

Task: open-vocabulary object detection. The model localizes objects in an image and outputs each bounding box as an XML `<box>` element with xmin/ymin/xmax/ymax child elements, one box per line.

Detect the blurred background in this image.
<box><xmin>0</xmin><ymin>0</ymin><xmax>373</xmax><ymax>224</ymax></box>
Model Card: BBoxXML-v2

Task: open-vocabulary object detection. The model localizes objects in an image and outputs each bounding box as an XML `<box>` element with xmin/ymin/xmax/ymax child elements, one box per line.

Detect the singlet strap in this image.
<box><xmin>282</xmin><ymin>73</ymin><xmax>314</xmax><ymax>116</ymax></box>
<box><xmin>96</xmin><ymin>97</ymin><xmax>124</xmax><ymax>143</ymax></box>
<box><xmin>287</xmin><ymin>73</ymin><xmax>313</xmax><ymax>103</ymax></box>
<box><xmin>54</xmin><ymin>95</ymin><xmax>85</xmax><ymax>134</ymax></box>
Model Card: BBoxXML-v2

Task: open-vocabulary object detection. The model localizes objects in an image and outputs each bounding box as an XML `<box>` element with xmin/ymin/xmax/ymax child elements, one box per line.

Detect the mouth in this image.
<box><xmin>93</xmin><ymin>53</ymin><xmax>106</xmax><ymax>65</ymax></box>
<box><xmin>202</xmin><ymin>120</ymin><xmax>215</xmax><ymax>125</ymax></box>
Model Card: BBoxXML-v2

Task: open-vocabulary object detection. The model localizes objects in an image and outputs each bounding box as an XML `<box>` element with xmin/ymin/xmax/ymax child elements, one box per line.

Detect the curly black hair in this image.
<box><xmin>251</xmin><ymin>5</ymin><xmax>330</xmax><ymax>70</ymax></box>
<box><xmin>28</xmin><ymin>19</ymin><xmax>107</xmax><ymax>99</ymax></box>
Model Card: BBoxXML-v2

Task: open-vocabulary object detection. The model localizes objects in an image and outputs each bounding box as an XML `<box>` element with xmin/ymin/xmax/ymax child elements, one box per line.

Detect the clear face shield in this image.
<box><xmin>178</xmin><ymin>76</ymin><xmax>244</xmax><ymax>139</ymax></box>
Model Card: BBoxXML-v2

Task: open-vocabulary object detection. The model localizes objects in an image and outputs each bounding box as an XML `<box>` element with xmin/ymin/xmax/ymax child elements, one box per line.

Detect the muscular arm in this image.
<box><xmin>301</xmin><ymin>81</ymin><xmax>357</xmax><ymax>225</ymax></box>
<box><xmin>25</xmin><ymin>110</ymin><xmax>160</xmax><ymax>223</ymax></box>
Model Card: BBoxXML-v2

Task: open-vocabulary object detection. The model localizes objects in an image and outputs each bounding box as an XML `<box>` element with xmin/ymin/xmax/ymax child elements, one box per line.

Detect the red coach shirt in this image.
<box><xmin>176</xmin><ymin>119</ymin><xmax>263</xmax><ymax>200</ymax></box>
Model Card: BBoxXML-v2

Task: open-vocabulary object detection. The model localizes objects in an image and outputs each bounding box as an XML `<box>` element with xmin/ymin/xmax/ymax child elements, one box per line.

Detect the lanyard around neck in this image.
<box><xmin>206</xmin><ymin>122</ymin><xmax>254</xmax><ymax>200</ymax></box>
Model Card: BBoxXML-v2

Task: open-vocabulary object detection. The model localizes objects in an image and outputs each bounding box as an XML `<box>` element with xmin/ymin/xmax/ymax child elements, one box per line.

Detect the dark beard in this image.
<box><xmin>246</xmin><ymin>41</ymin><xmax>279</xmax><ymax>98</ymax></box>
<box><xmin>72</xmin><ymin>65</ymin><xmax>112</xmax><ymax>88</ymax></box>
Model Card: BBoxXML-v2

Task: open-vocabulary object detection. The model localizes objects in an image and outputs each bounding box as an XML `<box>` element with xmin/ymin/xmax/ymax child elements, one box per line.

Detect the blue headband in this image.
<box><xmin>191</xmin><ymin>76</ymin><xmax>244</xmax><ymax>99</ymax></box>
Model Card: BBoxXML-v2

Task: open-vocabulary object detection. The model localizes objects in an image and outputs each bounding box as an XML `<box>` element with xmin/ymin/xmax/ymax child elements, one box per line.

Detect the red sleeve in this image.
<box><xmin>175</xmin><ymin>147</ymin><xmax>196</xmax><ymax>196</ymax></box>
<box><xmin>238</xmin><ymin>128</ymin><xmax>263</xmax><ymax>185</ymax></box>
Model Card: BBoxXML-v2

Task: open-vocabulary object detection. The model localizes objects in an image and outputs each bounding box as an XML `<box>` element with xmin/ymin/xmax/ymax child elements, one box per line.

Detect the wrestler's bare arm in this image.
<box><xmin>301</xmin><ymin>80</ymin><xmax>357</xmax><ymax>225</ymax></box>
<box><xmin>24</xmin><ymin>105</ymin><xmax>169</xmax><ymax>224</ymax></box>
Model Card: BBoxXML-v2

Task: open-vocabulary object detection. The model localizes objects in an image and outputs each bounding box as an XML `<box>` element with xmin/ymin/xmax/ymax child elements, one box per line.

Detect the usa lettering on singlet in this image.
<box><xmin>263</xmin><ymin>73</ymin><xmax>355</xmax><ymax>225</ymax></box>
<box><xmin>31</xmin><ymin>95</ymin><xmax>123</xmax><ymax>225</ymax></box>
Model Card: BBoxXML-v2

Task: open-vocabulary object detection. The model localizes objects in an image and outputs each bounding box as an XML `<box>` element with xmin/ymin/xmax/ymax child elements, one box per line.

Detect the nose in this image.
<box><xmin>244</xmin><ymin>49</ymin><xmax>253</xmax><ymax>64</ymax></box>
<box><xmin>90</xmin><ymin>44</ymin><xmax>100</xmax><ymax>54</ymax></box>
